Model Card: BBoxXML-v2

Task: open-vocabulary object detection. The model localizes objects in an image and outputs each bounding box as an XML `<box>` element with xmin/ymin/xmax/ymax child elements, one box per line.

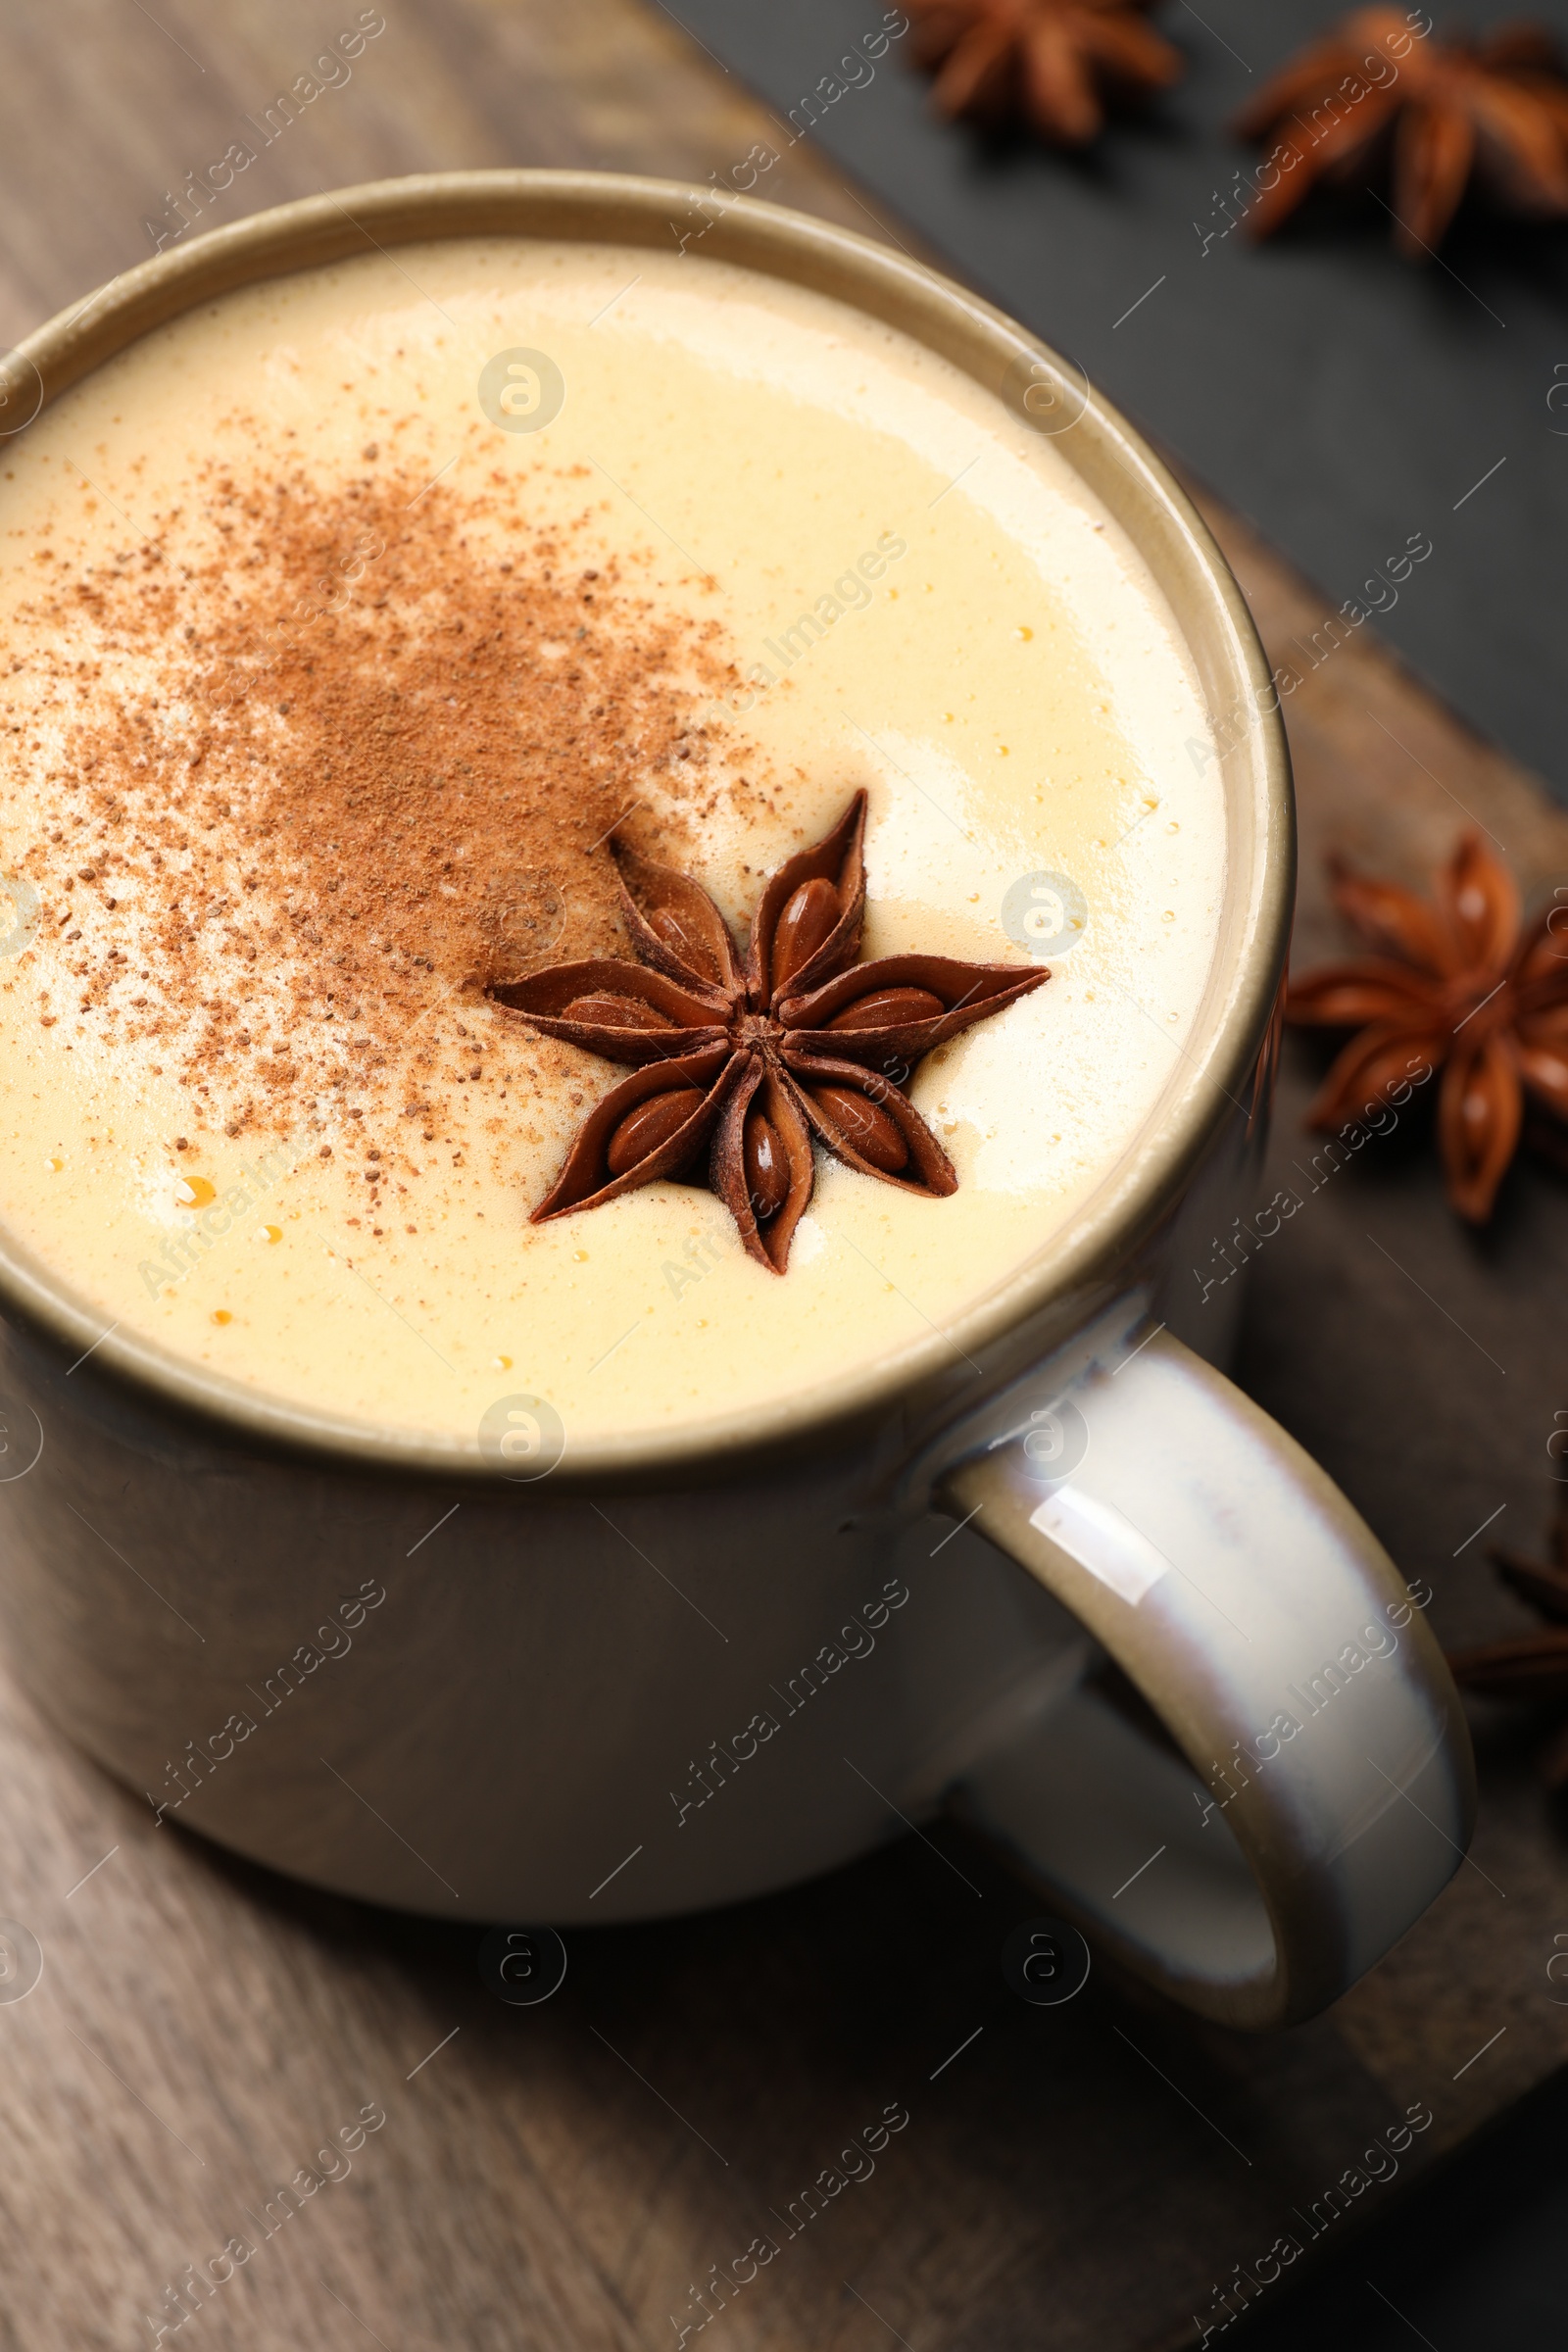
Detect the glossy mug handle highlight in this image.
<box><xmin>936</xmin><ymin>1316</ymin><xmax>1475</xmax><ymax>2031</ymax></box>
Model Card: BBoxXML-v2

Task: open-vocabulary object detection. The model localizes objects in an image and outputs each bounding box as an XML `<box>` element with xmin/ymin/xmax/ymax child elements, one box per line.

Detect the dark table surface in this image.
<box><xmin>670</xmin><ymin>0</ymin><xmax>1568</xmax><ymax>809</ymax></box>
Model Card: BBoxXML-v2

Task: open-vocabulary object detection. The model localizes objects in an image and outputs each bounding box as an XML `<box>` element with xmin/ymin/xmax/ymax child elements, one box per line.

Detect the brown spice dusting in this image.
<box><xmin>16</xmin><ymin>465</ymin><xmax>763</xmax><ymax>1161</ymax></box>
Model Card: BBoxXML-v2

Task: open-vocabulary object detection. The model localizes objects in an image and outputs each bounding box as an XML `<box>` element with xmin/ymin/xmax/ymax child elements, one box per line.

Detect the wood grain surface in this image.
<box><xmin>1</xmin><ymin>4</ymin><xmax>1566</xmax><ymax>2349</ymax></box>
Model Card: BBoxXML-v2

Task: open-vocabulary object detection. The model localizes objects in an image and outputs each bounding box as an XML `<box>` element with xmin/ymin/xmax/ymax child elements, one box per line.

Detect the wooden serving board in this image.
<box><xmin>1</xmin><ymin>4</ymin><xmax>1566</xmax><ymax>2348</ymax></box>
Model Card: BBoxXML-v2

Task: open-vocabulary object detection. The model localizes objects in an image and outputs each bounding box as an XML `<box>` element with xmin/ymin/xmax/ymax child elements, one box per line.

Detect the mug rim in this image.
<box><xmin>0</xmin><ymin>170</ymin><xmax>1293</xmax><ymax>1487</ymax></box>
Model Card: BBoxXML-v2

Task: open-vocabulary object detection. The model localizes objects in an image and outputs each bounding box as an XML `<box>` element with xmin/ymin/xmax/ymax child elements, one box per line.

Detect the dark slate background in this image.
<box><xmin>663</xmin><ymin>3</ymin><xmax>1568</xmax><ymax>2345</ymax></box>
<box><xmin>667</xmin><ymin>0</ymin><xmax>1568</xmax><ymax>805</ymax></box>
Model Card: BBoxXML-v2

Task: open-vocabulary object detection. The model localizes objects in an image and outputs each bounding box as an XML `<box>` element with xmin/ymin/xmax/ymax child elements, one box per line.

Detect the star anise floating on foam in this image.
<box><xmin>904</xmin><ymin>0</ymin><xmax>1183</xmax><ymax>144</ymax></box>
<box><xmin>1448</xmin><ymin>1508</ymin><xmax>1568</xmax><ymax>1788</ymax></box>
<box><xmin>1236</xmin><ymin>9</ymin><xmax>1568</xmax><ymax>255</ymax></box>
<box><xmin>492</xmin><ymin>793</ymin><xmax>1048</xmax><ymax>1272</ymax></box>
<box><xmin>1286</xmin><ymin>833</ymin><xmax>1568</xmax><ymax>1221</ymax></box>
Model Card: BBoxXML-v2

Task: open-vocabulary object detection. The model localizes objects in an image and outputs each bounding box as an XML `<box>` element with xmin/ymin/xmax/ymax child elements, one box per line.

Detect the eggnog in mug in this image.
<box><xmin>0</xmin><ymin>239</ymin><xmax>1222</xmax><ymax>1447</ymax></box>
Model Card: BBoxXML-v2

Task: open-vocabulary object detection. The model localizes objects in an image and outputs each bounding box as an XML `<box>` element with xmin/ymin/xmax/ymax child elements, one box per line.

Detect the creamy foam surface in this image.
<box><xmin>0</xmin><ymin>238</ymin><xmax>1223</xmax><ymax>1450</ymax></box>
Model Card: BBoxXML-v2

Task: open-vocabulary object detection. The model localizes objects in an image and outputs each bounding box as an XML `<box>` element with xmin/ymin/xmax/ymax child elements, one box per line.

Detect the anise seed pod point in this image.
<box><xmin>561</xmin><ymin>991</ymin><xmax>676</xmax><ymax>1032</ymax></box>
<box><xmin>810</xmin><ymin>1084</ymin><xmax>910</xmax><ymax>1173</ymax></box>
<box><xmin>772</xmin><ymin>877</ymin><xmax>842</xmax><ymax>993</ymax></box>
<box><xmin>828</xmin><ymin>984</ymin><xmax>947</xmax><ymax>1031</ymax></box>
<box><xmin>606</xmin><ymin>1089</ymin><xmax>706</xmax><ymax>1176</ymax></box>
<box><xmin>744</xmin><ymin>1105</ymin><xmax>790</xmax><ymax>1220</ymax></box>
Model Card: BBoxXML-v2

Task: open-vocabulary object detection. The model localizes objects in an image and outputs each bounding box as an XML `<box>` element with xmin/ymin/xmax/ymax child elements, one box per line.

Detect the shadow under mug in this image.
<box><xmin>0</xmin><ymin>172</ymin><xmax>1473</xmax><ymax>2033</ymax></box>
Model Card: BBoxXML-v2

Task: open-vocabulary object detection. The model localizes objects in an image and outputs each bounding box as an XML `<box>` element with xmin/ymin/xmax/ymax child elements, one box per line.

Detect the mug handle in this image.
<box><xmin>933</xmin><ymin>1317</ymin><xmax>1475</xmax><ymax>2031</ymax></box>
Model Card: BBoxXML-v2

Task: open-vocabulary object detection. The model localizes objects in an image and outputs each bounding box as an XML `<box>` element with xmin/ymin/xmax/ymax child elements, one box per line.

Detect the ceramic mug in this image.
<box><xmin>0</xmin><ymin>172</ymin><xmax>1473</xmax><ymax>2032</ymax></box>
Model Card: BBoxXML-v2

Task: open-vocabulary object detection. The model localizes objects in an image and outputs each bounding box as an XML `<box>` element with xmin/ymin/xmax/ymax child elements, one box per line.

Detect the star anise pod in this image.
<box><xmin>491</xmin><ymin>793</ymin><xmax>1047</xmax><ymax>1272</ymax></box>
<box><xmin>1235</xmin><ymin>9</ymin><xmax>1568</xmax><ymax>255</ymax></box>
<box><xmin>904</xmin><ymin>0</ymin><xmax>1182</xmax><ymax>144</ymax></box>
<box><xmin>1285</xmin><ymin>832</ymin><xmax>1568</xmax><ymax>1221</ymax></box>
<box><xmin>1448</xmin><ymin>1507</ymin><xmax>1568</xmax><ymax>1787</ymax></box>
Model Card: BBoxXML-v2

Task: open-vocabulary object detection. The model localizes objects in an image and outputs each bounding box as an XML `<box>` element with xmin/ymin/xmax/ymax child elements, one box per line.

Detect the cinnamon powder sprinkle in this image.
<box><xmin>9</xmin><ymin>462</ymin><xmax>769</xmax><ymax>1172</ymax></box>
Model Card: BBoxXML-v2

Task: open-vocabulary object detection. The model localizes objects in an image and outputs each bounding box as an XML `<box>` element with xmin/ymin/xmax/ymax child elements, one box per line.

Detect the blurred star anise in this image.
<box><xmin>1286</xmin><ymin>832</ymin><xmax>1568</xmax><ymax>1221</ymax></box>
<box><xmin>492</xmin><ymin>793</ymin><xmax>1047</xmax><ymax>1272</ymax></box>
<box><xmin>1448</xmin><ymin>1509</ymin><xmax>1568</xmax><ymax>1787</ymax></box>
<box><xmin>1236</xmin><ymin>8</ymin><xmax>1568</xmax><ymax>255</ymax></box>
<box><xmin>905</xmin><ymin>0</ymin><xmax>1182</xmax><ymax>144</ymax></box>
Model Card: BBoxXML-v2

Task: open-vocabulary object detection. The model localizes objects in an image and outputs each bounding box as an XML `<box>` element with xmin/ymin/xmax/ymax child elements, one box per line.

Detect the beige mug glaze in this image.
<box><xmin>0</xmin><ymin>173</ymin><xmax>1472</xmax><ymax>2030</ymax></box>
